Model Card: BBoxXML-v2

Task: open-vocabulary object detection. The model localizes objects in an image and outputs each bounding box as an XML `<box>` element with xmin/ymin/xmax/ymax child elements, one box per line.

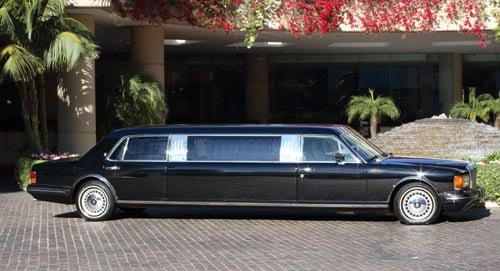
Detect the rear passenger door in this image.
<box><xmin>166</xmin><ymin>135</ymin><xmax>299</xmax><ymax>202</ymax></box>
<box><xmin>104</xmin><ymin>136</ymin><xmax>168</xmax><ymax>201</ymax></box>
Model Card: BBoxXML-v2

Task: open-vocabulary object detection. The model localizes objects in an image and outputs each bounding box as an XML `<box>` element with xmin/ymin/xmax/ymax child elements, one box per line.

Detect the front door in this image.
<box><xmin>298</xmin><ymin>136</ymin><xmax>366</xmax><ymax>202</ymax></box>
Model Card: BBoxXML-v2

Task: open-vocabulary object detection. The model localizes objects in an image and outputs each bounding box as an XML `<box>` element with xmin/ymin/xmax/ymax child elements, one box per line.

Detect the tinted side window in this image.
<box><xmin>109</xmin><ymin>139</ymin><xmax>127</xmax><ymax>160</ymax></box>
<box><xmin>187</xmin><ymin>136</ymin><xmax>281</xmax><ymax>161</ymax></box>
<box><xmin>109</xmin><ymin>136</ymin><xmax>169</xmax><ymax>161</ymax></box>
<box><xmin>302</xmin><ymin>136</ymin><xmax>357</xmax><ymax>163</ymax></box>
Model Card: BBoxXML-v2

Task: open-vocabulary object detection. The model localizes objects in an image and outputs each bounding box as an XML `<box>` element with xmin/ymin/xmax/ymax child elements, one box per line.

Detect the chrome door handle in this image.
<box><xmin>302</xmin><ymin>167</ymin><xmax>313</xmax><ymax>173</ymax></box>
<box><xmin>298</xmin><ymin>167</ymin><xmax>314</xmax><ymax>178</ymax></box>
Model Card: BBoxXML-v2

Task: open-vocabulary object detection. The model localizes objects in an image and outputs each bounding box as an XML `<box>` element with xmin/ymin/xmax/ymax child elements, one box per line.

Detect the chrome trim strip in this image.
<box><xmin>27</xmin><ymin>187</ymin><xmax>70</xmax><ymax>195</ymax></box>
<box><xmin>116</xmin><ymin>200</ymin><xmax>388</xmax><ymax>209</ymax></box>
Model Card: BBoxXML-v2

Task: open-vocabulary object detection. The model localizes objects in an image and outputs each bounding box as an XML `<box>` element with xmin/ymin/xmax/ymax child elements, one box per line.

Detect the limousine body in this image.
<box><xmin>27</xmin><ymin>125</ymin><xmax>480</xmax><ymax>225</ymax></box>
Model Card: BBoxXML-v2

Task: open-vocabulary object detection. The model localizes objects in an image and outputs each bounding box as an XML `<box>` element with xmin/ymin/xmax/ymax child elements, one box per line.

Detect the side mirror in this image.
<box><xmin>334</xmin><ymin>153</ymin><xmax>345</xmax><ymax>164</ymax></box>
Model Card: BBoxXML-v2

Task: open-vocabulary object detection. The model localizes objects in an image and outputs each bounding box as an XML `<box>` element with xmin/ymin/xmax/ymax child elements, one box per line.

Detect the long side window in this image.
<box><xmin>187</xmin><ymin>136</ymin><xmax>281</xmax><ymax>161</ymax></box>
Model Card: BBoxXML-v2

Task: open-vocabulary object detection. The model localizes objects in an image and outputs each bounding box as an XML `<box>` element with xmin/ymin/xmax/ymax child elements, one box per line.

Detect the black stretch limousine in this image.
<box><xmin>28</xmin><ymin>125</ymin><xmax>480</xmax><ymax>225</ymax></box>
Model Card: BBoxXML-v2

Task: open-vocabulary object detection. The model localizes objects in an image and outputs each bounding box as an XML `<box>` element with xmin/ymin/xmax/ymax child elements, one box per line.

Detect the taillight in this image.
<box><xmin>30</xmin><ymin>171</ymin><xmax>36</xmax><ymax>184</ymax></box>
<box><xmin>454</xmin><ymin>175</ymin><xmax>464</xmax><ymax>190</ymax></box>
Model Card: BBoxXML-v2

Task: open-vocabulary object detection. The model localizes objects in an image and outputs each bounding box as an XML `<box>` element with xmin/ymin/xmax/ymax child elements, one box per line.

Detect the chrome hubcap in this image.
<box><xmin>401</xmin><ymin>188</ymin><xmax>434</xmax><ymax>221</ymax></box>
<box><xmin>80</xmin><ymin>186</ymin><xmax>108</xmax><ymax>218</ymax></box>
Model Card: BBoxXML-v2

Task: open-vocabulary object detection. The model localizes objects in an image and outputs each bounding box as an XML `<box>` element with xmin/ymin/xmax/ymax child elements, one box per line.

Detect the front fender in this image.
<box><xmin>387</xmin><ymin>175</ymin><xmax>439</xmax><ymax>205</ymax></box>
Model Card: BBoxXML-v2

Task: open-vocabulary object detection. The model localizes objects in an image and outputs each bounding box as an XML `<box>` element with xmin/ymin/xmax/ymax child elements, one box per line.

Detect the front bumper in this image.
<box><xmin>440</xmin><ymin>189</ymin><xmax>482</xmax><ymax>213</ymax></box>
<box><xmin>27</xmin><ymin>184</ymin><xmax>73</xmax><ymax>204</ymax></box>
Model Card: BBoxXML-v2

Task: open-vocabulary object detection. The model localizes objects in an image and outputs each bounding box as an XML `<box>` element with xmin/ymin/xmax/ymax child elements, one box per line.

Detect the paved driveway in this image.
<box><xmin>1</xmin><ymin>177</ymin><xmax>499</xmax><ymax>271</ymax></box>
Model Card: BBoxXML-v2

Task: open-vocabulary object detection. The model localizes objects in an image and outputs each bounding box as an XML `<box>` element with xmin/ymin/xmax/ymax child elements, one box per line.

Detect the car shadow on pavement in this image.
<box><xmin>54</xmin><ymin>206</ymin><xmax>491</xmax><ymax>224</ymax></box>
<box><xmin>54</xmin><ymin>211</ymin><xmax>81</xmax><ymax>219</ymax></box>
<box><xmin>441</xmin><ymin>206</ymin><xmax>491</xmax><ymax>223</ymax></box>
<box><xmin>56</xmin><ymin>207</ymin><xmax>399</xmax><ymax>223</ymax></box>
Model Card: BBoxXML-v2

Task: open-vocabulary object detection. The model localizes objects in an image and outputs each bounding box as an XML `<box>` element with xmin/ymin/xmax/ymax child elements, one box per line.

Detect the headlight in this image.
<box><xmin>454</xmin><ymin>174</ymin><xmax>470</xmax><ymax>190</ymax></box>
<box><xmin>463</xmin><ymin>174</ymin><xmax>470</xmax><ymax>188</ymax></box>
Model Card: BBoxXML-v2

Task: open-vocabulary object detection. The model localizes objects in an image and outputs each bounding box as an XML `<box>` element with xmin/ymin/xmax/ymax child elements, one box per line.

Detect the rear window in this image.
<box><xmin>108</xmin><ymin>136</ymin><xmax>169</xmax><ymax>161</ymax></box>
<box><xmin>187</xmin><ymin>136</ymin><xmax>281</xmax><ymax>161</ymax></box>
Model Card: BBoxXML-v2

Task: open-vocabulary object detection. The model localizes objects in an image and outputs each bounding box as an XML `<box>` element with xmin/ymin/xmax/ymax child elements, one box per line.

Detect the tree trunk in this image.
<box><xmin>370</xmin><ymin>114</ymin><xmax>378</xmax><ymax>138</ymax></box>
<box><xmin>37</xmin><ymin>75</ymin><xmax>49</xmax><ymax>151</ymax></box>
<box><xmin>495</xmin><ymin>114</ymin><xmax>500</xmax><ymax>129</ymax></box>
<box><xmin>19</xmin><ymin>82</ymin><xmax>42</xmax><ymax>153</ymax></box>
<box><xmin>29</xmin><ymin>81</ymin><xmax>42</xmax><ymax>153</ymax></box>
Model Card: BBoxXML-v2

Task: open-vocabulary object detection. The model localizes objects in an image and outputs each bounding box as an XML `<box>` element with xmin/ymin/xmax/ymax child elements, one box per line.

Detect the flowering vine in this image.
<box><xmin>110</xmin><ymin>0</ymin><xmax>490</xmax><ymax>48</ymax></box>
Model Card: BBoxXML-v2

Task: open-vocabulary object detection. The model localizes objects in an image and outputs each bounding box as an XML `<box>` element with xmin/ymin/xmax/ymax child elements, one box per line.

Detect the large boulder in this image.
<box><xmin>370</xmin><ymin>118</ymin><xmax>500</xmax><ymax>160</ymax></box>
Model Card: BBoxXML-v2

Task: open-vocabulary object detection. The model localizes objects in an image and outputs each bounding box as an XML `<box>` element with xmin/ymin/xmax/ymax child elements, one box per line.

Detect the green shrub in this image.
<box><xmin>14</xmin><ymin>156</ymin><xmax>44</xmax><ymax>190</ymax></box>
<box><xmin>476</xmin><ymin>163</ymin><xmax>500</xmax><ymax>203</ymax></box>
<box><xmin>486</xmin><ymin>151</ymin><xmax>500</xmax><ymax>162</ymax></box>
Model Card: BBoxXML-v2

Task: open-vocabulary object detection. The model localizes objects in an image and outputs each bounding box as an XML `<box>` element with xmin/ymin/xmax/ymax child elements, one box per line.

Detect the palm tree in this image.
<box><xmin>449</xmin><ymin>87</ymin><xmax>494</xmax><ymax>123</ymax></box>
<box><xmin>98</xmin><ymin>70</ymin><xmax>168</xmax><ymax>135</ymax></box>
<box><xmin>347</xmin><ymin>88</ymin><xmax>400</xmax><ymax>138</ymax></box>
<box><xmin>0</xmin><ymin>0</ymin><xmax>98</xmax><ymax>152</ymax></box>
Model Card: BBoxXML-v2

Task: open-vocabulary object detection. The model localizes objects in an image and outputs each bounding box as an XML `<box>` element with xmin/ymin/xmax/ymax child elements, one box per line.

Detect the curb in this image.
<box><xmin>484</xmin><ymin>201</ymin><xmax>499</xmax><ymax>208</ymax></box>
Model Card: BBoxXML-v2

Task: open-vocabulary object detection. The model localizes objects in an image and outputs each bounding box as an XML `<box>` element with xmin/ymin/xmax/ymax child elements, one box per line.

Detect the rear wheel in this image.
<box><xmin>76</xmin><ymin>181</ymin><xmax>115</xmax><ymax>221</ymax></box>
<box><xmin>394</xmin><ymin>183</ymin><xmax>441</xmax><ymax>225</ymax></box>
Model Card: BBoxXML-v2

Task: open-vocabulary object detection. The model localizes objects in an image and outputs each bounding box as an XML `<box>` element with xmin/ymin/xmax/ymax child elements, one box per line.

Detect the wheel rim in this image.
<box><xmin>399</xmin><ymin>187</ymin><xmax>435</xmax><ymax>222</ymax></box>
<box><xmin>79</xmin><ymin>186</ymin><xmax>109</xmax><ymax>218</ymax></box>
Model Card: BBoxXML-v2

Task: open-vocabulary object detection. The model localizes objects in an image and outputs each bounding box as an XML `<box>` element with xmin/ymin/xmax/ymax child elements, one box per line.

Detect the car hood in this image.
<box><xmin>377</xmin><ymin>156</ymin><xmax>470</xmax><ymax>171</ymax></box>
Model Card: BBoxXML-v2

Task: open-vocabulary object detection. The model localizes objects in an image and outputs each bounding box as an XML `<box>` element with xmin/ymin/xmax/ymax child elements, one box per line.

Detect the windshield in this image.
<box><xmin>338</xmin><ymin>127</ymin><xmax>385</xmax><ymax>162</ymax></box>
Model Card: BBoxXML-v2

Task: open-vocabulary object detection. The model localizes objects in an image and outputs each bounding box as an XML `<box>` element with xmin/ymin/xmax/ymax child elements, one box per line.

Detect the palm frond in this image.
<box><xmin>39</xmin><ymin>0</ymin><xmax>66</xmax><ymax>22</ymax></box>
<box><xmin>45</xmin><ymin>31</ymin><xmax>86</xmax><ymax>70</ymax></box>
<box><xmin>347</xmin><ymin>89</ymin><xmax>400</xmax><ymax>123</ymax></box>
<box><xmin>449</xmin><ymin>102</ymin><xmax>471</xmax><ymax>119</ymax></box>
<box><xmin>347</xmin><ymin>94</ymin><xmax>372</xmax><ymax>123</ymax></box>
<box><xmin>0</xmin><ymin>43</ymin><xmax>44</xmax><ymax>82</ymax></box>
<box><xmin>492</xmin><ymin>98</ymin><xmax>500</xmax><ymax>113</ymax></box>
<box><xmin>24</xmin><ymin>0</ymin><xmax>38</xmax><ymax>41</ymax></box>
<box><xmin>61</xmin><ymin>17</ymin><xmax>99</xmax><ymax>58</ymax></box>
<box><xmin>477</xmin><ymin>93</ymin><xmax>494</xmax><ymax>101</ymax></box>
<box><xmin>0</xmin><ymin>5</ymin><xmax>15</xmax><ymax>38</ymax></box>
<box><xmin>110</xmin><ymin>73</ymin><xmax>167</xmax><ymax>127</ymax></box>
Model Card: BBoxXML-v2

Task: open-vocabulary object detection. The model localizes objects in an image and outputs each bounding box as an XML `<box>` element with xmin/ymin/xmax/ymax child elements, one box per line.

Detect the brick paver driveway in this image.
<box><xmin>1</xmin><ymin>176</ymin><xmax>499</xmax><ymax>271</ymax></box>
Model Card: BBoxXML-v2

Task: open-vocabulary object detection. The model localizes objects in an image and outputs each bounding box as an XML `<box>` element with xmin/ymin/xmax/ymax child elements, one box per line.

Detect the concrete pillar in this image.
<box><xmin>57</xmin><ymin>14</ymin><xmax>96</xmax><ymax>154</ymax></box>
<box><xmin>439</xmin><ymin>53</ymin><xmax>463</xmax><ymax>114</ymax></box>
<box><xmin>245</xmin><ymin>54</ymin><xmax>270</xmax><ymax>123</ymax></box>
<box><xmin>130</xmin><ymin>25</ymin><xmax>165</xmax><ymax>88</ymax></box>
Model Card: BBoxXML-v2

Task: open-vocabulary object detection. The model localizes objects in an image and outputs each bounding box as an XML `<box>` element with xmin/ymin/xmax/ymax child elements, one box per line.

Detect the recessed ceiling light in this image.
<box><xmin>163</xmin><ymin>39</ymin><xmax>202</xmax><ymax>46</ymax></box>
<box><xmin>227</xmin><ymin>41</ymin><xmax>290</xmax><ymax>48</ymax></box>
<box><xmin>267</xmin><ymin>41</ymin><xmax>283</xmax><ymax>46</ymax></box>
<box><xmin>328</xmin><ymin>42</ymin><xmax>390</xmax><ymax>48</ymax></box>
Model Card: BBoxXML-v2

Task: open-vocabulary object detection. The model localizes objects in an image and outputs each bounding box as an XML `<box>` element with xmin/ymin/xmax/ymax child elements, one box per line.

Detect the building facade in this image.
<box><xmin>1</xmin><ymin>1</ymin><xmax>500</xmax><ymax>166</ymax></box>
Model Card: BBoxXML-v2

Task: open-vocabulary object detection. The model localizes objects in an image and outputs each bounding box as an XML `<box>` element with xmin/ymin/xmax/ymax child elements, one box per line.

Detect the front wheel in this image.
<box><xmin>76</xmin><ymin>181</ymin><xmax>116</xmax><ymax>221</ymax></box>
<box><xmin>394</xmin><ymin>183</ymin><xmax>441</xmax><ymax>225</ymax></box>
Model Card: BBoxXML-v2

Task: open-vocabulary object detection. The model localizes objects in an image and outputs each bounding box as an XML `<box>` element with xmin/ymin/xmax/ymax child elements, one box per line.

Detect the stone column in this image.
<box><xmin>130</xmin><ymin>25</ymin><xmax>165</xmax><ymax>88</ymax></box>
<box><xmin>245</xmin><ymin>54</ymin><xmax>270</xmax><ymax>123</ymax></box>
<box><xmin>438</xmin><ymin>53</ymin><xmax>463</xmax><ymax>114</ymax></box>
<box><xmin>57</xmin><ymin>14</ymin><xmax>96</xmax><ymax>154</ymax></box>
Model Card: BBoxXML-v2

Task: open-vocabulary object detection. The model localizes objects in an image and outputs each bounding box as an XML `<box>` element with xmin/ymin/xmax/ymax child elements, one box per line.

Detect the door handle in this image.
<box><xmin>104</xmin><ymin>166</ymin><xmax>120</xmax><ymax>171</ymax></box>
<box><xmin>300</xmin><ymin>167</ymin><xmax>314</xmax><ymax>173</ymax></box>
<box><xmin>297</xmin><ymin>167</ymin><xmax>314</xmax><ymax>178</ymax></box>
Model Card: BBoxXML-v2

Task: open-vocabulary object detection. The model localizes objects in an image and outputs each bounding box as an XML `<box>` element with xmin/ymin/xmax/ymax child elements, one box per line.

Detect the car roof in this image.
<box><xmin>107</xmin><ymin>124</ymin><xmax>350</xmax><ymax>138</ymax></box>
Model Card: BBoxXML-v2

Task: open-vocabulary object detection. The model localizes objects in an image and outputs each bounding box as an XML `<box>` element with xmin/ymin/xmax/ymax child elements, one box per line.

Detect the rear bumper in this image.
<box><xmin>440</xmin><ymin>189</ymin><xmax>481</xmax><ymax>213</ymax></box>
<box><xmin>27</xmin><ymin>184</ymin><xmax>73</xmax><ymax>204</ymax></box>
